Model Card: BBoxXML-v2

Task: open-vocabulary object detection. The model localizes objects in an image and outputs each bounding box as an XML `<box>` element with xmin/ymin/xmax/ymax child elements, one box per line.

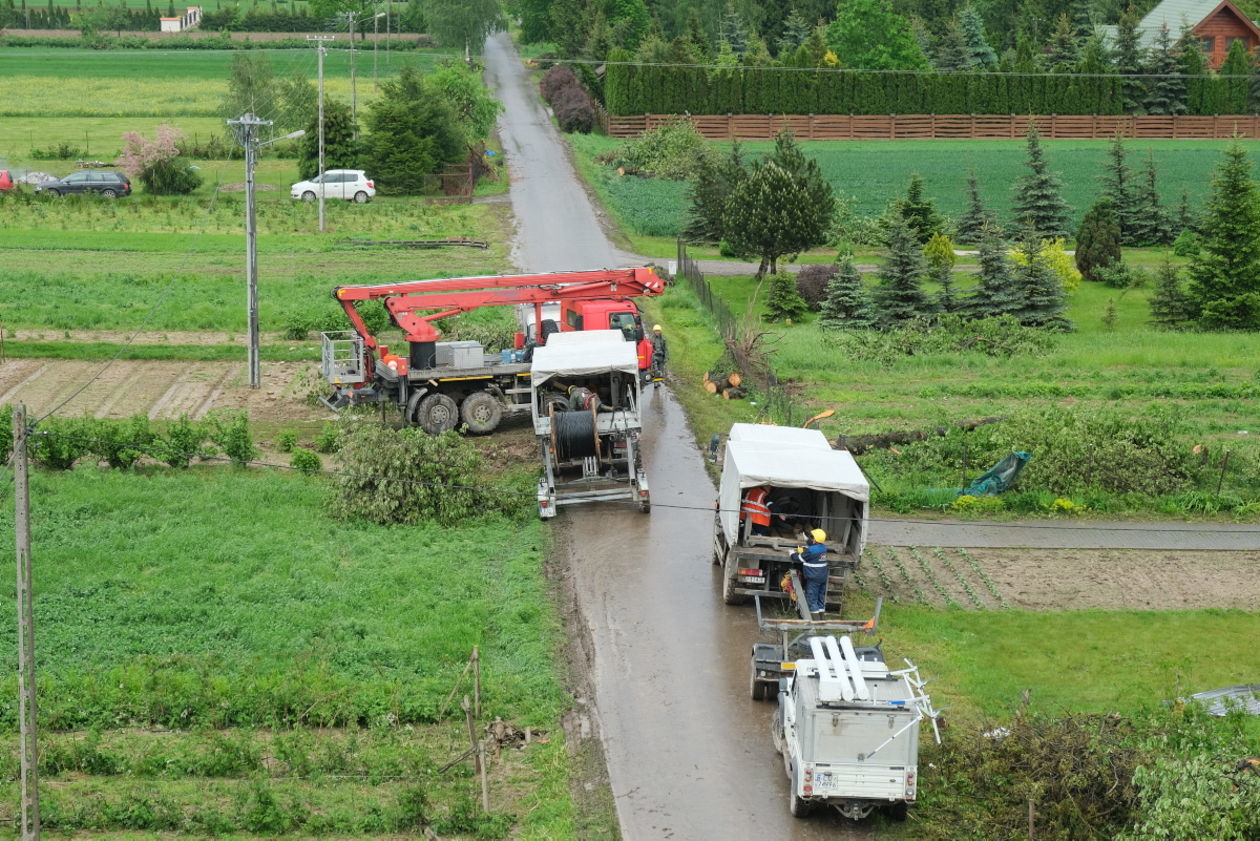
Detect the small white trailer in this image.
<box><xmin>713</xmin><ymin>423</ymin><xmax>869</xmax><ymax>610</ymax></box>
<box><xmin>531</xmin><ymin>331</ymin><xmax>650</xmax><ymax>518</ymax></box>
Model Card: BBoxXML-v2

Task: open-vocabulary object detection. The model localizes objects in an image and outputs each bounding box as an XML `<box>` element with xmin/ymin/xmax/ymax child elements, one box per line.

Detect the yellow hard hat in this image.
<box><xmin>811</xmin><ymin>528</ymin><xmax>827</xmax><ymax>543</ymax></box>
<box><xmin>652</xmin><ymin>324</ymin><xmax>662</xmax><ymax>332</ymax></box>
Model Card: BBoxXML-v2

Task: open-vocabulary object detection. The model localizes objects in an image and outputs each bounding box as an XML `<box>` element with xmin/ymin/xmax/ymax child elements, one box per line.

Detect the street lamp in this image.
<box><xmin>228</xmin><ymin>115</ymin><xmax>305</xmax><ymax>389</ymax></box>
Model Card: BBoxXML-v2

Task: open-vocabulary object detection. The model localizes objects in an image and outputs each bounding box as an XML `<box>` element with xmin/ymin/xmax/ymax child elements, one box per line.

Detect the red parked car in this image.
<box><xmin>0</xmin><ymin>169</ymin><xmax>15</xmax><ymax>193</ymax></box>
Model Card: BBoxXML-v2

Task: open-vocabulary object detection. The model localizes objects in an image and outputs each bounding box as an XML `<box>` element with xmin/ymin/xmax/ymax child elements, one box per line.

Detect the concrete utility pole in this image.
<box><xmin>13</xmin><ymin>402</ymin><xmax>41</xmax><ymax>841</ymax></box>
<box><xmin>307</xmin><ymin>36</ymin><xmax>334</xmax><ymax>233</ymax></box>
<box><xmin>228</xmin><ymin>115</ymin><xmax>304</xmax><ymax>388</ymax></box>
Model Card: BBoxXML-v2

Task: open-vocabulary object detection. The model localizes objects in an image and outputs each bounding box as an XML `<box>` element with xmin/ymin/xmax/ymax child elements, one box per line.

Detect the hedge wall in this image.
<box><xmin>604</xmin><ymin>51</ymin><xmax>1251</xmax><ymax>117</ymax></box>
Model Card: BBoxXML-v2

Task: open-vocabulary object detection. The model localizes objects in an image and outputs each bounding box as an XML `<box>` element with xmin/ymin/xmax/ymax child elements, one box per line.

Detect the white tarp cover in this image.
<box><xmin>718</xmin><ymin>426</ymin><xmax>870</xmax><ymax>548</ymax></box>
<box><xmin>530</xmin><ymin>330</ymin><xmax>638</xmax><ymax>382</ymax></box>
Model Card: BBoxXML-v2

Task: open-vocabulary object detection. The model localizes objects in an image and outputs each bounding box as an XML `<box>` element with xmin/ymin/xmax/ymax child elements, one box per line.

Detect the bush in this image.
<box><xmin>91</xmin><ymin>415</ymin><xmax>153</xmax><ymax>470</ymax></box>
<box><xmin>160</xmin><ymin>415</ymin><xmax>204</xmax><ymax>468</ymax></box>
<box><xmin>328</xmin><ymin>421</ymin><xmax>504</xmax><ymax>526</ymax></box>
<box><xmin>614</xmin><ymin>118</ymin><xmax>717</xmax><ymax>181</ymax></box>
<box><xmin>1171</xmin><ymin>228</ymin><xmax>1201</xmax><ymax>256</ymax></box>
<box><xmin>28</xmin><ymin>416</ymin><xmax>94</xmax><ymax>470</ymax></box>
<box><xmin>539</xmin><ymin>65</ymin><xmax>579</xmax><ymax>102</ymax></box>
<box><xmin>314</xmin><ymin>423</ymin><xmax>340</xmax><ymax>454</ymax></box>
<box><xmin>820</xmin><ymin>314</ymin><xmax>1057</xmax><ymax>362</ymax></box>
<box><xmin>1096</xmin><ymin>262</ymin><xmax>1148</xmax><ymax>289</ymax></box>
<box><xmin>276</xmin><ymin>430</ymin><xmax>299</xmax><ymax>453</ymax></box>
<box><xmin>206</xmin><ymin>410</ymin><xmax>256</xmax><ymax>467</ymax></box>
<box><xmin>116</xmin><ymin>124</ymin><xmax>202</xmax><ymax>195</ymax></box>
<box><xmin>795</xmin><ymin>264</ymin><xmax>839</xmax><ymax>311</ymax></box>
<box><xmin>553</xmin><ymin>86</ymin><xmax>596</xmax><ymax>134</ymax></box>
<box><xmin>763</xmin><ymin>271</ymin><xmax>810</xmax><ymax>322</ymax></box>
<box><xmin>290</xmin><ymin>447</ymin><xmax>321</xmax><ymax>475</ymax></box>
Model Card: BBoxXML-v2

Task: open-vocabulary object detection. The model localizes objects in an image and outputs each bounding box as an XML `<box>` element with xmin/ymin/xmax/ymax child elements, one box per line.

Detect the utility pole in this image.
<box><xmin>373</xmin><ymin>12</ymin><xmax>380</xmax><ymax>87</ymax></box>
<box><xmin>307</xmin><ymin>36</ymin><xmax>334</xmax><ymax>233</ymax></box>
<box><xmin>227</xmin><ymin>112</ymin><xmax>270</xmax><ymax>390</ymax></box>
<box><xmin>349</xmin><ymin>14</ymin><xmax>358</xmax><ymax>134</ymax></box>
<box><xmin>13</xmin><ymin>402</ymin><xmax>41</xmax><ymax>841</ymax></box>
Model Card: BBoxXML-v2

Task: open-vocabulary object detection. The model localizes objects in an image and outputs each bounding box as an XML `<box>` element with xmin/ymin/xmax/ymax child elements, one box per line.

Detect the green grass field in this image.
<box><xmin>569</xmin><ymin>134</ymin><xmax>1260</xmax><ymax>240</ymax></box>
<box><xmin>0</xmin><ymin>467</ymin><xmax>573</xmax><ymax>837</ymax></box>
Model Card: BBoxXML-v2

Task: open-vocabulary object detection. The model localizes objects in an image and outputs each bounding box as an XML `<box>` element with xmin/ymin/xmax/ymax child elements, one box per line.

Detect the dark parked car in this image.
<box><xmin>36</xmin><ymin>170</ymin><xmax>131</xmax><ymax>198</ymax></box>
<box><xmin>0</xmin><ymin>169</ymin><xmax>14</xmax><ymax>193</ymax></box>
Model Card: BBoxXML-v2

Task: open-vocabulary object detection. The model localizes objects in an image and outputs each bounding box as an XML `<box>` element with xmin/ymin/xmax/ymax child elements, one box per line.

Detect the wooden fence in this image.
<box><xmin>608</xmin><ymin>113</ymin><xmax>1260</xmax><ymax>140</ymax></box>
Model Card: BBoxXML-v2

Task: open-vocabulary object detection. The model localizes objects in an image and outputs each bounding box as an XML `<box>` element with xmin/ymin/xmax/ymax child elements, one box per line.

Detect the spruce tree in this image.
<box><xmin>718</xmin><ymin>1</ymin><xmax>746</xmax><ymax>54</ymax></box>
<box><xmin>1176</xmin><ymin>187</ymin><xmax>1197</xmax><ymax>234</ymax></box>
<box><xmin>764</xmin><ymin>271</ymin><xmax>810</xmax><ymax>321</ymax></box>
<box><xmin>1043</xmin><ymin>13</ymin><xmax>1078</xmax><ymax>72</ymax></box>
<box><xmin>1012</xmin><ymin>123</ymin><xmax>1071</xmax><ymax>240</ymax></box>
<box><xmin>684</xmin><ymin>140</ymin><xmax>746</xmax><ymax>244</ymax></box>
<box><xmin>1129</xmin><ymin>149</ymin><xmax>1172</xmax><ymax>246</ymax></box>
<box><xmin>1013</xmin><ymin>232</ymin><xmax>1070</xmax><ymax>329</ymax></box>
<box><xmin>959</xmin><ymin>3</ymin><xmax>996</xmax><ymax>69</ymax></box>
<box><xmin>819</xmin><ymin>256</ymin><xmax>877</xmax><ymax>329</ymax></box>
<box><xmin>1148</xmin><ymin>258</ymin><xmax>1193</xmax><ymax>328</ymax></box>
<box><xmin>1186</xmin><ymin>141</ymin><xmax>1260</xmax><ymax>329</ymax></box>
<box><xmin>967</xmin><ymin>224</ymin><xmax>1023</xmax><ymax>318</ymax></box>
<box><xmin>874</xmin><ymin>216</ymin><xmax>933</xmax><ymax>324</ymax></box>
<box><xmin>898</xmin><ymin>173</ymin><xmax>944</xmax><ymax>243</ymax></box>
<box><xmin>1100</xmin><ymin>133</ymin><xmax>1140</xmax><ymax>243</ymax></box>
<box><xmin>1113</xmin><ymin>4</ymin><xmax>1146</xmax><ymax>113</ymax></box>
<box><xmin>933</xmin><ymin>18</ymin><xmax>972</xmax><ymax>71</ymax></box>
<box><xmin>933</xmin><ymin>262</ymin><xmax>958</xmax><ymax>312</ymax></box>
<box><xmin>1143</xmin><ymin>24</ymin><xmax>1186</xmax><ymax>116</ymax></box>
<box><xmin>1074</xmin><ymin>199</ymin><xmax>1122</xmax><ymax>283</ymax></box>
<box><xmin>956</xmin><ymin>167</ymin><xmax>995</xmax><ymax>244</ymax></box>
<box><xmin>776</xmin><ymin>9</ymin><xmax>810</xmax><ymax>56</ymax></box>
<box><xmin>1069</xmin><ymin>0</ymin><xmax>1094</xmax><ymax>45</ymax></box>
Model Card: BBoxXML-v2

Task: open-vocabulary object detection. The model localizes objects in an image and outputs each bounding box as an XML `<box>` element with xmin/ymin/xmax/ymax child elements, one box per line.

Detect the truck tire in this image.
<box><xmin>722</xmin><ymin>555</ymin><xmax>746</xmax><ymax>605</ymax></box>
<box><xmin>460</xmin><ymin>391</ymin><xmax>502</xmax><ymax>434</ymax></box>
<box><xmin>887</xmin><ymin>802</ymin><xmax>908</xmax><ymax>822</ymax></box>
<box><xmin>749</xmin><ymin>655</ymin><xmax>768</xmax><ymax>701</ymax></box>
<box><xmin>788</xmin><ymin>768</ymin><xmax>811</xmax><ymax>818</ymax></box>
<box><xmin>416</xmin><ymin>393</ymin><xmax>458</xmax><ymax>434</ymax></box>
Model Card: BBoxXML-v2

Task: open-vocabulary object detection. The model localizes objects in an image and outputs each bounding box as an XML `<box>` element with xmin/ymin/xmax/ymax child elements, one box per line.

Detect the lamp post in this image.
<box><xmin>228</xmin><ymin>116</ymin><xmax>305</xmax><ymax>388</ymax></box>
<box><xmin>348</xmin><ymin>11</ymin><xmax>386</xmax><ymax>137</ymax></box>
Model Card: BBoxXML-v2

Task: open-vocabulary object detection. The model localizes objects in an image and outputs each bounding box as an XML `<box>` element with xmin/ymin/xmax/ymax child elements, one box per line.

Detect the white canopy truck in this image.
<box><xmin>773</xmin><ymin>633</ymin><xmax>940</xmax><ymax>821</ymax></box>
<box><xmin>714</xmin><ymin>424</ymin><xmax>869</xmax><ymax>609</ymax></box>
<box><xmin>531</xmin><ymin>331</ymin><xmax>650</xmax><ymax>518</ymax></box>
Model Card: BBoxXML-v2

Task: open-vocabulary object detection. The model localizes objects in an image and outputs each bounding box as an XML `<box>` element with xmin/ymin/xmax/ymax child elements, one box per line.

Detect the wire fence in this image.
<box><xmin>675</xmin><ymin>241</ymin><xmax>802</xmax><ymax>425</ymax></box>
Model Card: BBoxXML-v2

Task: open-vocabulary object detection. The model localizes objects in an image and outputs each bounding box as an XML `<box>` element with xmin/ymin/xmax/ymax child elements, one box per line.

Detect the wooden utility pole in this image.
<box><xmin>13</xmin><ymin>402</ymin><xmax>41</xmax><ymax>841</ymax></box>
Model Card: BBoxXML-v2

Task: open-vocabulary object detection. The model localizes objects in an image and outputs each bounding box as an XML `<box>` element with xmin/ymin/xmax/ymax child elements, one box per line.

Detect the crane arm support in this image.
<box><xmin>333</xmin><ymin>267</ymin><xmax>662</xmax><ymax>302</ymax></box>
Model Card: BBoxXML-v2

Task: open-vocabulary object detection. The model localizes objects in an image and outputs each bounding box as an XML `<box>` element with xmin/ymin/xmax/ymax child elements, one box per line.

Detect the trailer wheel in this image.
<box><xmin>749</xmin><ymin>656</ymin><xmax>768</xmax><ymax>701</ymax></box>
<box><xmin>460</xmin><ymin>391</ymin><xmax>502</xmax><ymax>434</ymax></box>
<box><xmin>416</xmin><ymin>393</ymin><xmax>458</xmax><ymax>434</ymax></box>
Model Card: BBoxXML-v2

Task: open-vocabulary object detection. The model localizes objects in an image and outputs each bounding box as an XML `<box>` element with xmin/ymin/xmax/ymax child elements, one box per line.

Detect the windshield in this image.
<box><xmin>608</xmin><ymin>311</ymin><xmax>638</xmax><ymax>340</ymax></box>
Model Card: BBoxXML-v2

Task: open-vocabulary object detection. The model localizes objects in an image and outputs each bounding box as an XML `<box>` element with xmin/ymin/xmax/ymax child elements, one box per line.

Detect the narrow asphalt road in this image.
<box><xmin>484</xmin><ymin>32</ymin><xmax>871</xmax><ymax>840</ymax></box>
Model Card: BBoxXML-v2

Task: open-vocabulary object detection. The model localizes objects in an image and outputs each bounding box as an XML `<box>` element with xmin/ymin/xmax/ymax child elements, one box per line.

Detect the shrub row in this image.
<box><xmin>19</xmin><ymin>411</ymin><xmax>258</xmax><ymax>470</ymax></box>
<box><xmin>539</xmin><ymin>65</ymin><xmax>598</xmax><ymax>134</ymax></box>
<box><xmin>0</xmin><ymin>31</ymin><xmax>429</xmax><ymax>50</ymax></box>
<box><xmin>605</xmin><ymin>52</ymin><xmax>1251</xmax><ymax>117</ymax></box>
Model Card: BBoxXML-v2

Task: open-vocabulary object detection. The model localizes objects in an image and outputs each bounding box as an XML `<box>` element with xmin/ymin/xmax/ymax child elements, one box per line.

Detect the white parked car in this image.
<box><xmin>290</xmin><ymin>169</ymin><xmax>375</xmax><ymax>203</ymax></box>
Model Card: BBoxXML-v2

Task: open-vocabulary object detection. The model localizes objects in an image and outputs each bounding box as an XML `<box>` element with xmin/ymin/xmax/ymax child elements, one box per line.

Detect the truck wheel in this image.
<box><xmin>416</xmin><ymin>393</ymin><xmax>458</xmax><ymax>434</ymax></box>
<box><xmin>788</xmin><ymin>768</ymin><xmax>811</xmax><ymax>818</ymax></box>
<box><xmin>887</xmin><ymin>802</ymin><xmax>908</xmax><ymax>822</ymax></box>
<box><xmin>749</xmin><ymin>656</ymin><xmax>767</xmax><ymax>701</ymax></box>
<box><xmin>460</xmin><ymin>391</ymin><xmax>502</xmax><ymax>434</ymax></box>
<box><xmin>722</xmin><ymin>556</ymin><xmax>746</xmax><ymax>605</ymax></box>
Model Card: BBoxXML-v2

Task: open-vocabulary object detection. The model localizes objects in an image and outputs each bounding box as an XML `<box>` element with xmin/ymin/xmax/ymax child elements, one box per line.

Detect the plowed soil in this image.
<box><xmin>0</xmin><ymin>358</ymin><xmax>331</xmax><ymax>424</ymax></box>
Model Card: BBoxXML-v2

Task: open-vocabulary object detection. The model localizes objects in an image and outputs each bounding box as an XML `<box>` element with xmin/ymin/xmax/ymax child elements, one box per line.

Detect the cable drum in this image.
<box><xmin>550</xmin><ymin>406</ymin><xmax>599</xmax><ymax>462</ymax></box>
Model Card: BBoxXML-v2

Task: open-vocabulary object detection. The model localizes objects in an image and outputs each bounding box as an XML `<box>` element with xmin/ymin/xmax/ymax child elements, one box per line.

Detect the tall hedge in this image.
<box><xmin>603</xmin><ymin>62</ymin><xmax>1260</xmax><ymax>117</ymax></box>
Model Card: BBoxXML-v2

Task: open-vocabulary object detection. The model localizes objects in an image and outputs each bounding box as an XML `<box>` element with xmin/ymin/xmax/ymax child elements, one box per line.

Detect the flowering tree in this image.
<box><xmin>116</xmin><ymin>124</ymin><xmax>202</xmax><ymax>195</ymax></box>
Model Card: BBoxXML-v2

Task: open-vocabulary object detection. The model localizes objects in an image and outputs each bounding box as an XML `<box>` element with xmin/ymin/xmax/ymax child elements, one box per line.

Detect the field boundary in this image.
<box><xmin>609</xmin><ymin>112</ymin><xmax>1260</xmax><ymax>140</ymax></box>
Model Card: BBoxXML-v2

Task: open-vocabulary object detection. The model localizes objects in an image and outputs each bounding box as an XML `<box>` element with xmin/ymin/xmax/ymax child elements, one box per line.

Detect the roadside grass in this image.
<box><xmin>568</xmin><ymin>133</ymin><xmax>1260</xmax><ymax>239</ymax></box>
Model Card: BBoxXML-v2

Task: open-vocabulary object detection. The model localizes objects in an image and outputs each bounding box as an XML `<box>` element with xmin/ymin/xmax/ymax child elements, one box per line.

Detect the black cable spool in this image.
<box><xmin>550</xmin><ymin>406</ymin><xmax>599</xmax><ymax>462</ymax></box>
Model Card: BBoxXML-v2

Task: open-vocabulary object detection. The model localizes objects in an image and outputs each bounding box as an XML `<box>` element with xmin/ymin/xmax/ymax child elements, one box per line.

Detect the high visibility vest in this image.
<box><xmin>741</xmin><ymin>487</ymin><xmax>771</xmax><ymax>526</ymax></box>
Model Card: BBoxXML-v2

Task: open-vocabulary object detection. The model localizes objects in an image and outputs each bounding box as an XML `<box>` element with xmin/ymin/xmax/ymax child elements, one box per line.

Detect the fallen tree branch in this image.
<box><xmin>836</xmin><ymin>416</ymin><xmax>1006</xmax><ymax>455</ymax></box>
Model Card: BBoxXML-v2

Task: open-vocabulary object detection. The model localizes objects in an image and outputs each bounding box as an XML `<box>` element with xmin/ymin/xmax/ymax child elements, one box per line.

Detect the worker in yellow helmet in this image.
<box><xmin>789</xmin><ymin>529</ymin><xmax>829</xmax><ymax>615</ymax></box>
<box><xmin>649</xmin><ymin>324</ymin><xmax>668</xmax><ymax>387</ymax></box>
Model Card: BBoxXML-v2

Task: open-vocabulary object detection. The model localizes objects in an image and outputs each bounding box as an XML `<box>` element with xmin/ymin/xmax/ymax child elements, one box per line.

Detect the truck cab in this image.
<box><xmin>774</xmin><ymin>634</ymin><xmax>935</xmax><ymax>821</ymax></box>
<box><xmin>714</xmin><ymin>424</ymin><xmax>869</xmax><ymax>611</ymax></box>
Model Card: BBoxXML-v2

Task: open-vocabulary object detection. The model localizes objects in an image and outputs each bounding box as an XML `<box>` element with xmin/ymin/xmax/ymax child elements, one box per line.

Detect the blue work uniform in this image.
<box><xmin>790</xmin><ymin>541</ymin><xmax>829</xmax><ymax>613</ymax></box>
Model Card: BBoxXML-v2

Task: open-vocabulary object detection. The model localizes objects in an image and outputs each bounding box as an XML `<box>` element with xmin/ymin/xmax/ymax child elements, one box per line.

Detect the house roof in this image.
<box><xmin>1136</xmin><ymin>0</ymin><xmax>1259</xmax><ymax>47</ymax></box>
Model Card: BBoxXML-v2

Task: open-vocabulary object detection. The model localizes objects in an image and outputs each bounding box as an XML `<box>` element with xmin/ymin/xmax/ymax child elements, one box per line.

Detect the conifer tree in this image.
<box><xmin>776</xmin><ymin>9</ymin><xmax>810</xmax><ymax>56</ymax></box>
<box><xmin>1012</xmin><ymin>123</ymin><xmax>1071</xmax><ymax>240</ymax></box>
<box><xmin>764</xmin><ymin>271</ymin><xmax>810</xmax><ymax>321</ymax></box>
<box><xmin>959</xmin><ymin>4</ymin><xmax>996</xmax><ymax>68</ymax></box>
<box><xmin>1043</xmin><ymin>13</ymin><xmax>1078</xmax><ymax>71</ymax></box>
<box><xmin>684</xmin><ymin>140</ymin><xmax>746</xmax><ymax>244</ymax></box>
<box><xmin>1100</xmin><ymin>133</ymin><xmax>1140</xmax><ymax>243</ymax></box>
<box><xmin>718</xmin><ymin>1</ymin><xmax>746</xmax><ymax>54</ymax></box>
<box><xmin>819</xmin><ymin>256</ymin><xmax>877</xmax><ymax>329</ymax></box>
<box><xmin>1219</xmin><ymin>38</ymin><xmax>1251</xmax><ymax>113</ymax></box>
<box><xmin>1143</xmin><ymin>24</ymin><xmax>1186</xmax><ymax>115</ymax></box>
<box><xmin>956</xmin><ymin>167</ymin><xmax>995</xmax><ymax>244</ymax></box>
<box><xmin>933</xmin><ymin>17</ymin><xmax>972</xmax><ymax>71</ymax></box>
<box><xmin>1186</xmin><ymin>141</ymin><xmax>1260</xmax><ymax>329</ymax></box>
<box><xmin>1013</xmin><ymin>233</ymin><xmax>1070</xmax><ymax>329</ymax></box>
<box><xmin>1075</xmin><ymin>199</ymin><xmax>1122</xmax><ymax>282</ymax></box>
<box><xmin>1113</xmin><ymin>4</ymin><xmax>1146</xmax><ymax>113</ymax></box>
<box><xmin>874</xmin><ymin>216</ymin><xmax>933</xmax><ymax>324</ymax></box>
<box><xmin>1129</xmin><ymin>149</ymin><xmax>1172</xmax><ymax>246</ymax></box>
<box><xmin>1176</xmin><ymin>186</ymin><xmax>1197</xmax><ymax>234</ymax></box>
<box><xmin>898</xmin><ymin>173</ymin><xmax>944</xmax><ymax>243</ymax></box>
<box><xmin>931</xmin><ymin>261</ymin><xmax>958</xmax><ymax>312</ymax></box>
<box><xmin>1148</xmin><ymin>258</ymin><xmax>1193</xmax><ymax>328</ymax></box>
<box><xmin>967</xmin><ymin>224</ymin><xmax>1023</xmax><ymax>318</ymax></box>
<box><xmin>1069</xmin><ymin>0</ymin><xmax>1094</xmax><ymax>45</ymax></box>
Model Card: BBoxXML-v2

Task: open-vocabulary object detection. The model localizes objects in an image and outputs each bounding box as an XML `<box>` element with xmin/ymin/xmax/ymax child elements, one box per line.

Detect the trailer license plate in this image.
<box><xmin>741</xmin><ymin>575</ymin><xmax>766</xmax><ymax>584</ymax></box>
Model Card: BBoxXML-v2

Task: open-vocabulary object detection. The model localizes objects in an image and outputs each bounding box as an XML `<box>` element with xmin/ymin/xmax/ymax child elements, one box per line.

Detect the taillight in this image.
<box><xmin>366</xmin><ymin>180</ymin><xmax>374</xmax><ymax>188</ymax></box>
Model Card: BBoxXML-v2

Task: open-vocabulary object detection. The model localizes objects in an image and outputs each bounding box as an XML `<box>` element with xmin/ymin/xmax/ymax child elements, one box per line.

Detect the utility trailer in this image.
<box><xmin>713</xmin><ymin>424</ymin><xmax>869</xmax><ymax>610</ymax></box>
<box><xmin>531</xmin><ymin>331</ymin><xmax>650</xmax><ymax>518</ymax></box>
<box><xmin>759</xmin><ymin>586</ymin><xmax>941</xmax><ymax>822</ymax></box>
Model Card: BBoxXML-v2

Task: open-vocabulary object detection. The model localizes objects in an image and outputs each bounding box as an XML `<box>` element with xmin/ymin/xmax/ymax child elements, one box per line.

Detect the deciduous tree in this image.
<box><xmin>825</xmin><ymin>0</ymin><xmax>929</xmax><ymax>70</ymax></box>
<box><xmin>424</xmin><ymin>0</ymin><xmax>502</xmax><ymax>53</ymax></box>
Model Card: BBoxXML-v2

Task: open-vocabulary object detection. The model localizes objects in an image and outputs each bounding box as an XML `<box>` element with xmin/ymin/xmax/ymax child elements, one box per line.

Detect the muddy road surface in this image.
<box><xmin>554</xmin><ymin>387</ymin><xmax>871</xmax><ymax>840</ymax></box>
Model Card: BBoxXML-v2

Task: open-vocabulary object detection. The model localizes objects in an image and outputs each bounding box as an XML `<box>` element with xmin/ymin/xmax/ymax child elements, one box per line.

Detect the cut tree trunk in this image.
<box><xmin>836</xmin><ymin>416</ymin><xmax>1006</xmax><ymax>455</ymax></box>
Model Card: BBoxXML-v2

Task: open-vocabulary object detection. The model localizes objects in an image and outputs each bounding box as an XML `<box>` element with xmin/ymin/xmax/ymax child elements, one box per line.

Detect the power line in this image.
<box><xmin>25</xmin><ymin>430</ymin><xmax>1260</xmax><ymax>536</ymax></box>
